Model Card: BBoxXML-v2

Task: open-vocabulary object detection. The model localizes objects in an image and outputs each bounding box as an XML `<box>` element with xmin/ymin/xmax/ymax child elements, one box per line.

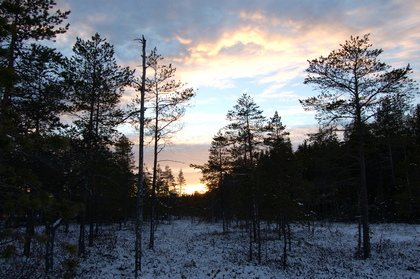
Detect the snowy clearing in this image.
<box><xmin>2</xmin><ymin>220</ymin><xmax>419</xmax><ymax>278</ymax></box>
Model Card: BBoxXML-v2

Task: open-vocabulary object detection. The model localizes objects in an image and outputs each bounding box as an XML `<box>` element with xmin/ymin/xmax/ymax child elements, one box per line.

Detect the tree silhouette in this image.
<box><xmin>139</xmin><ymin>48</ymin><xmax>195</xmax><ymax>250</ymax></box>
<box><xmin>65</xmin><ymin>33</ymin><xmax>134</xmax><ymax>253</ymax></box>
<box><xmin>177</xmin><ymin>169</ymin><xmax>186</xmax><ymax>196</ymax></box>
<box><xmin>300</xmin><ymin>34</ymin><xmax>418</xmax><ymax>259</ymax></box>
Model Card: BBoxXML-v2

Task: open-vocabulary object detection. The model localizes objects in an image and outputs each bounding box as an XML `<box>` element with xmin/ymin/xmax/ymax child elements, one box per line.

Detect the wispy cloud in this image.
<box><xmin>55</xmin><ymin>0</ymin><xmax>420</xmax><ymax>188</ymax></box>
<box><xmin>57</xmin><ymin>0</ymin><xmax>420</xmax><ymax>93</ymax></box>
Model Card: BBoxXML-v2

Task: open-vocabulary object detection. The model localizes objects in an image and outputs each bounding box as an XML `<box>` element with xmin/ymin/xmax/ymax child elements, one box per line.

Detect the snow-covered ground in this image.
<box><xmin>2</xmin><ymin>220</ymin><xmax>419</xmax><ymax>278</ymax></box>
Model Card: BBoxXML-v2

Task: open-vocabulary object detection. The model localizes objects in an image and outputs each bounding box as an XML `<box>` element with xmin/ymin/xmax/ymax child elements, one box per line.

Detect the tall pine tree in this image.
<box><xmin>65</xmin><ymin>33</ymin><xmax>134</xmax><ymax>253</ymax></box>
<box><xmin>300</xmin><ymin>34</ymin><xmax>418</xmax><ymax>258</ymax></box>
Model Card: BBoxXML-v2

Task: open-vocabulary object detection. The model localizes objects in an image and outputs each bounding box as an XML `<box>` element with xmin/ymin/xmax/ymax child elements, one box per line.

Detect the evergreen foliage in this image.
<box><xmin>0</xmin><ymin>3</ymin><xmax>419</xmax><ymax>274</ymax></box>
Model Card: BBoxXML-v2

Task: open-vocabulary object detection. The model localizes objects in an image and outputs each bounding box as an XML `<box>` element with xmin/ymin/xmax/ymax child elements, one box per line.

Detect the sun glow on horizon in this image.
<box><xmin>183</xmin><ymin>184</ymin><xmax>207</xmax><ymax>195</ymax></box>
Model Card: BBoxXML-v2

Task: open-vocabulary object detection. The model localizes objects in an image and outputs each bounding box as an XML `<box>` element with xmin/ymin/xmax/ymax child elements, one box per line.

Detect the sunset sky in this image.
<box><xmin>53</xmin><ymin>0</ymin><xmax>420</xmax><ymax>194</ymax></box>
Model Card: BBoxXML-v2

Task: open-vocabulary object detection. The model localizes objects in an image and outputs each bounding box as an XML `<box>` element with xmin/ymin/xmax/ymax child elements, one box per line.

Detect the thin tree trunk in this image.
<box><xmin>358</xmin><ymin>217</ymin><xmax>362</xmax><ymax>257</ymax></box>
<box><xmin>78</xmin><ymin>183</ymin><xmax>89</xmax><ymax>256</ymax></box>
<box><xmin>282</xmin><ymin>221</ymin><xmax>287</xmax><ymax>269</ymax></box>
<box><xmin>220</xmin><ymin>173</ymin><xmax>227</xmax><ymax>233</ymax></box>
<box><xmin>88</xmin><ymin>190</ymin><xmax>95</xmax><ymax>246</ymax></box>
<box><xmin>355</xmin><ymin>90</ymin><xmax>370</xmax><ymax>259</ymax></box>
<box><xmin>248</xmin><ymin>217</ymin><xmax>253</xmax><ymax>261</ymax></box>
<box><xmin>135</xmin><ymin>36</ymin><xmax>146</xmax><ymax>278</ymax></box>
<box><xmin>252</xmin><ymin>196</ymin><xmax>257</xmax><ymax>243</ymax></box>
<box><xmin>149</xmin><ymin>76</ymin><xmax>160</xmax><ymax>250</ymax></box>
<box><xmin>78</xmin><ymin>211</ymin><xmax>86</xmax><ymax>256</ymax></box>
<box><xmin>78</xmin><ymin>213</ymin><xmax>85</xmax><ymax>255</ymax></box>
<box><xmin>23</xmin><ymin>209</ymin><xmax>35</xmax><ymax>257</ymax></box>
<box><xmin>257</xmin><ymin>205</ymin><xmax>261</xmax><ymax>265</ymax></box>
<box><xmin>359</xmin><ymin>138</ymin><xmax>370</xmax><ymax>259</ymax></box>
<box><xmin>45</xmin><ymin>218</ymin><xmax>61</xmax><ymax>276</ymax></box>
<box><xmin>149</xmin><ymin>132</ymin><xmax>158</xmax><ymax>250</ymax></box>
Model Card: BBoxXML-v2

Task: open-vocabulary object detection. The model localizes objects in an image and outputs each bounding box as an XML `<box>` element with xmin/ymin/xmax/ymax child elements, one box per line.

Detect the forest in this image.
<box><xmin>1</xmin><ymin>1</ymin><xmax>419</xmax><ymax>278</ymax></box>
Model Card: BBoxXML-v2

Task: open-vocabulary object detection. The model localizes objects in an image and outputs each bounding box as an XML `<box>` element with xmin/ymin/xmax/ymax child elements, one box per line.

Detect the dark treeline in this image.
<box><xmin>196</xmin><ymin>95</ymin><xmax>420</xmax><ymax>224</ymax></box>
<box><xmin>193</xmin><ymin>93</ymin><xmax>419</xmax><ymax>263</ymax></box>
<box><xmin>193</xmin><ymin>34</ymin><xmax>419</xmax><ymax>263</ymax></box>
<box><xmin>0</xmin><ymin>1</ymin><xmax>138</xmax><ymax>276</ymax></box>
<box><xmin>0</xmin><ymin>0</ymin><xmax>419</xmax><ymax>277</ymax></box>
<box><xmin>0</xmin><ymin>1</ymin><xmax>194</xmax><ymax>277</ymax></box>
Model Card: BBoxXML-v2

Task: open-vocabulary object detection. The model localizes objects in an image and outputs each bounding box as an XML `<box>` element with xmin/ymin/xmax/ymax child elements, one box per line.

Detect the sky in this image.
<box><xmin>52</xmin><ymin>0</ymin><xmax>420</xmax><ymax>194</ymax></box>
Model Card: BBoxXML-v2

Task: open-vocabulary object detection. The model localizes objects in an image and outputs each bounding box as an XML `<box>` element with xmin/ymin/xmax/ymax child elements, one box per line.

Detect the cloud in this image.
<box><xmin>56</xmin><ymin>0</ymin><xmax>420</xmax><ymax>93</ymax></box>
<box><xmin>53</xmin><ymin>0</ymin><xmax>420</xmax><ymax>188</ymax></box>
<box><xmin>288</xmin><ymin>125</ymin><xmax>319</xmax><ymax>149</ymax></box>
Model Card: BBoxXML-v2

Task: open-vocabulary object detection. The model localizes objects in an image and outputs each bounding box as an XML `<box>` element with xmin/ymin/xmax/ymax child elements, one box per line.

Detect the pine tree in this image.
<box><xmin>139</xmin><ymin>48</ymin><xmax>195</xmax><ymax>249</ymax></box>
<box><xmin>177</xmin><ymin>169</ymin><xmax>186</xmax><ymax>196</ymax></box>
<box><xmin>65</xmin><ymin>33</ymin><xmax>134</xmax><ymax>253</ymax></box>
<box><xmin>224</xmin><ymin>93</ymin><xmax>266</xmax><ymax>169</ymax></box>
<box><xmin>223</xmin><ymin>93</ymin><xmax>267</xmax><ymax>260</ymax></box>
<box><xmin>14</xmin><ymin>44</ymin><xmax>68</xmax><ymax>134</ymax></box>
<box><xmin>0</xmin><ymin>0</ymin><xmax>70</xmax><ymax>259</ymax></box>
<box><xmin>300</xmin><ymin>34</ymin><xmax>418</xmax><ymax>258</ymax></box>
<box><xmin>0</xmin><ymin>0</ymin><xmax>69</xmax><ymax>116</ymax></box>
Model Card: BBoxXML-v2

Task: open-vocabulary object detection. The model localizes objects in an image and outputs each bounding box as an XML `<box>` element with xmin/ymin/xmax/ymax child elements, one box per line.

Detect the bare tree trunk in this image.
<box><xmin>359</xmin><ymin>135</ymin><xmax>370</xmax><ymax>259</ymax></box>
<box><xmin>149</xmin><ymin>75</ymin><xmax>160</xmax><ymax>250</ymax></box>
<box><xmin>355</xmin><ymin>93</ymin><xmax>370</xmax><ymax>259</ymax></box>
<box><xmin>88</xmin><ymin>189</ymin><xmax>95</xmax><ymax>246</ymax></box>
<box><xmin>135</xmin><ymin>36</ymin><xmax>146</xmax><ymax>278</ymax></box>
<box><xmin>220</xmin><ymin>173</ymin><xmax>227</xmax><ymax>233</ymax></box>
<box><xmin>149</xmin><ymin>130</ymin><xmax>158</xmax><ymax>250</ymax></box>
<box><xmin>358</xmin><ymin>216</ymin><xmax>362</xmax><ymax>257</ymax></box>
<box><xmin>257</xmin><ymin>205</ymin><xmax>261</xmax><ymax>265</ymax></box>
<box><xmin>248</xmin><ymin>217</ymin><xmax>253</xmax><ymax>261</ymax></box>
<box><xmin>78</xmin><ymin>183</ymin><xmax>89</xmax><ymax>256</ymax></box>
<box><xmin>252</xmin><ymin>196</ymin><xmax>257</xmax><ymax>243</ymax></box>
<box><xmin>282</xmin><ymin>220</ymin><xmax>287</xmax><ymax>269</ymax></box>
<box><xmin>78</xmin><ymin>215</ymin><xmax>85</xmax><ymax>256</ymax></box>
<box><xmin>23</xmin><ymin>209</ymin><xmax>35</xmax><ymax>257</ymax></box>
<box><xmin>45</xmin><ymin>218</ymin><xmax>61</xmax><ymax>276</ymax></box>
